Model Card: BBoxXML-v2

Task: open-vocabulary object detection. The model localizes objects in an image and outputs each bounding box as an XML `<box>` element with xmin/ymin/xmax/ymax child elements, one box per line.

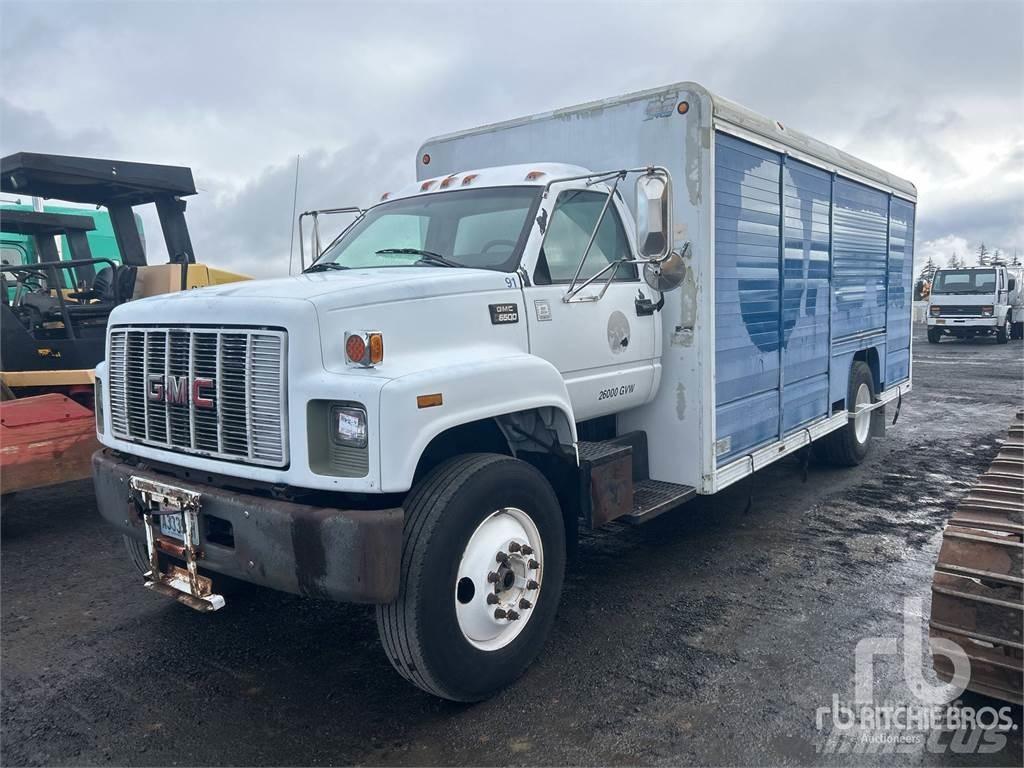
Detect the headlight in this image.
<box><xmin>331</xmin><ymin>405</ymin><xmax>367</xmax><ymax>448</ymax></box>
<box><xmin>94</xmin><ymin>377</ymin><xmax>104</xmax><ymax>435</ymax></box>
<box><xmin>981</xmin><ymin>305</ymin><xmax>994</xmax><ymax>317</ymax></box>
<box><xmin>930</xmin><ymin>305</ymin><xmax>942</xmax><ymax>316</ymax></box>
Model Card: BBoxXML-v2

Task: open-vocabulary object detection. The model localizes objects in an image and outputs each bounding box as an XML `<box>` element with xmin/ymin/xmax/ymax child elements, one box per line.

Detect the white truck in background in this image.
<box><xmin>92</xmin><ymin>82</ymin><xmax>916</xmax><ymax>701</ymax></box>
<box><xmin>927</xmin><ymin>264</ymin><xmax>1024</xmax><ymax>343</ymax></box>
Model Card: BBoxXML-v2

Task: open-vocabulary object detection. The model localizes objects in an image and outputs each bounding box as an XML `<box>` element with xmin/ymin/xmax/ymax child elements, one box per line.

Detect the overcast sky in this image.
<box><xmin>1</xmin><ymin>0</ymin><xmax>1021</xmax><ymax>277</ymax></box>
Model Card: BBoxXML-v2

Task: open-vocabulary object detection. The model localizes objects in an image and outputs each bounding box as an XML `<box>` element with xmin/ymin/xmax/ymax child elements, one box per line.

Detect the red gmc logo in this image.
<box><xmin>147</xmin><ymin>374</ymin><xmax>215</xmax><ymax>409</ymax></box>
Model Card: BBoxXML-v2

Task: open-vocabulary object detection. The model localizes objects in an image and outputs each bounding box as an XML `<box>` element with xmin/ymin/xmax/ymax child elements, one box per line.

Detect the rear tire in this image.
<box><xmin>376</xmin><ymin>453</ymin><xmax>565</xmax><ymax>701</ymax></box>
<box><xmin>927</xmin><ymin>328</ymin><xmax>941</xmax><ymax>344</ymax></box>
<box><xmin>818</xmin><ymin>361</ymin><xmax>875</xmax><ymax>467</ymax></box>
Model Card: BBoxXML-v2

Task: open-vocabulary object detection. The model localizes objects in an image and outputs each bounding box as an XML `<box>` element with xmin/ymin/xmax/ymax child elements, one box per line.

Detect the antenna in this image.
<box><xmin>287</xmin><ymin>155</ymin><xmax>301</xmax><ymax>275</ymax></box>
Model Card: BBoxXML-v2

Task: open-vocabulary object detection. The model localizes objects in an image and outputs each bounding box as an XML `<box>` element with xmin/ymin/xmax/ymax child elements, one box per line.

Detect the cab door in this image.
<box><xmin>522</xmin><ymin>186</ymin><xmax>658</xmax><ymax>421</ymax></box>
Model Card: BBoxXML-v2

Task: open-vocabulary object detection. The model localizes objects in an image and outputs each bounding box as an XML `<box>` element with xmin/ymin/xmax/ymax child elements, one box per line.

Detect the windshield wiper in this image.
<box><xmin>376</xmin><ymin>248</ymin><xmax>463</xmax><ymax>268</ymax></box>
<box><xmin>304</xmin><ymin>262</ymin><xmax>351</xmax><ymax>273</ymax></box>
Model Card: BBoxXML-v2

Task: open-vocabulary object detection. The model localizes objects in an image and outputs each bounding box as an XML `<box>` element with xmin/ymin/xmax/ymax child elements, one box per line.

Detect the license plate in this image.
<box><xmin>159</xmin><ymin>510</ymin><xmax>187</xmax><ymax>540</ymax></box>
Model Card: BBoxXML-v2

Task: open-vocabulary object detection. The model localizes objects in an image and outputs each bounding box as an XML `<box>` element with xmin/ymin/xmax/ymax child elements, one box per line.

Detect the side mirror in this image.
<box><xmin>635</xmin><ymin>172</ymin><xmax>671</xmax><ymax>259</ymax></box>
<box><xmin>644</xmin><ymin>241</ymin><xmax>689</xmax><ymax>293</ymax></box>
<box><xmin>1009</xmin><ymin>277</ymin><xmax>1016</xmax><ymax>291</ymax></box>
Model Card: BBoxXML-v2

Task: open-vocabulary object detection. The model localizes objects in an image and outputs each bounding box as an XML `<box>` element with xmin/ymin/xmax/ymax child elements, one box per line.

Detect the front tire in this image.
<box><xmin>818</xmin><ymin>361</ymin><xmax>875</xmax><ymax>467</ymax></box>
<box><xmin>376</xmin><ymin>453</ymin><xmax>566</xmax><ymax>701</ymax></box>
<box><xmin>927</xmin><ymin>328</ymin><xmax>941</xmax><ymax>344</ymax></box>
<box><xmin>996</xmin><ymin>317</ymin><xmax>1009</xmax><ymax>344</ymax></box>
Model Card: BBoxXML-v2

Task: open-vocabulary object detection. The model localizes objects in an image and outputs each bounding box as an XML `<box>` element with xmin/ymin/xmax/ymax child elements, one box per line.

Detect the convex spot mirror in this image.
<box><xmin>635</xmin><ymin>173</ymin><xmax>671</xmax><ymax>259</ymax></box>
<box><xmin>644</xmin><ymin>242</ymin><xmax>689</xmax><ymax>293</ymax></box>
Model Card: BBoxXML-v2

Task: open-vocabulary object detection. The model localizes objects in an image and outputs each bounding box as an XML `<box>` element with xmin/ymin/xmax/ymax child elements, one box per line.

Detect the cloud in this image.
<box><xmin>1</xmin><ymin>0</ymin><xmax>1021</xmax><ymax>275</ymax></box>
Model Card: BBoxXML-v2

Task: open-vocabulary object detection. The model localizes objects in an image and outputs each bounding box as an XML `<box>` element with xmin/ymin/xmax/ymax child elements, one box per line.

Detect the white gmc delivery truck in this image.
<box><xmin>93</xmin><ymin>82</ymin><xmax>916</xmax><ymax>701</ymax></box>
<box><xmin>926</xmin><ymin>264</ymin><xmax>1023</xmax><ymax>343</ymax></box>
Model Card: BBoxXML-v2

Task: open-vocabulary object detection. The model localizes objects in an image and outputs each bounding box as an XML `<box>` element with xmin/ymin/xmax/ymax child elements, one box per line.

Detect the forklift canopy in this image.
<box><xmin>1</xmin><ymin>152</ymin><xmax>197</xmax><ymax>266</ymax></box>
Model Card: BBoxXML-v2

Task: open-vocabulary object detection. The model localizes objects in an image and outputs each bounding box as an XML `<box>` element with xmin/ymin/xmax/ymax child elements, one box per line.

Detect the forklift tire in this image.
<box><xmin>927</xmin><ymin>328</ymin><xmax>941</xmax><ymax>344</ymax></box>
<box><xmin>818</xmin><ymin>361</ymin><xmax>875</xmax><ymax>467</ymax></box>
<box><xmin>996</xmin><ymin>317</ymin><xmax>1010</xmax><ymax>344</ymax></box>
<box><xmin>376</xmin><ymin>453</ymin><xmax>565</xmax><ymax>702</ymax></box>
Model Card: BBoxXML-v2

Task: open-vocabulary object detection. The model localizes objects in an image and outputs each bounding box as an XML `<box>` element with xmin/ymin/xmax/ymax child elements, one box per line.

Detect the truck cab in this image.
<box><xmin>927</xmin><ymin>264</ymin><xmax>1023</xmax><ymax>343</ymax></box>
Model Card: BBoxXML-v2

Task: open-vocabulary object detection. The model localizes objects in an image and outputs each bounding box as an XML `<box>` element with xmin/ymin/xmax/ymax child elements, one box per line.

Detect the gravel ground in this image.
<box><xmin>2</xmin><ymin>327</ymin><xmax>1021</xmax><ymax>767</ymax></box>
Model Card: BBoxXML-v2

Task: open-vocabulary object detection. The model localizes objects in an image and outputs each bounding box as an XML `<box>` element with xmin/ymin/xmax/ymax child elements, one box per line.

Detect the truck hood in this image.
<box><xmin>138</xmin><ymin>267</ymin><xmax>516</xmax><ymax>313</ymax></box>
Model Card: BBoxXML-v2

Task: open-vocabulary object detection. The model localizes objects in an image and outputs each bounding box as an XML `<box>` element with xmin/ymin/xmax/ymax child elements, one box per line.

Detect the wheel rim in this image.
<box><xmin>455</xmin><ymin>507</ymin><xmax>543</xmax><ymax>652</ymax></box>
<box><xmin>853</xmin><ymin>382</ymin><xmax>872</xmax><ymax>444</ymax></box>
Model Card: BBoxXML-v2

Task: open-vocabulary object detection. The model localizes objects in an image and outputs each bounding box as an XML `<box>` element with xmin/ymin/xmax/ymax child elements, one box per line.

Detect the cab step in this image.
<box><xmin>626</xmin><ymin>479</ymin><xmax>697</xmax><ymax>524</ymax></box>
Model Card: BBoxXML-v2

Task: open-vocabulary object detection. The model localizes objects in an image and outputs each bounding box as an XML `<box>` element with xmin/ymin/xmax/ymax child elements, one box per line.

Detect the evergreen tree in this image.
<box><xmin>976</xmin><ymin>242</ymin><xmax>991</xmax><ymax>266</ymax></box>
<box><xmin>949</xmin><ymin>252</ymin><xmax>962</xmax><ymax>269</ymax></box>
<box><xmin>917</xmin><ymin>255</ymin><xmax>937</xmax><ymax>284</ymax></box>
<box><xmin>1011</xmin><ymin>250</ymin><xmax>1022</xmax><ymax>267</ymax></box>
<box><xmin>992</xmin><ymin>248</ymin><xmax>1004</xmax><ymax>265</ymax></box>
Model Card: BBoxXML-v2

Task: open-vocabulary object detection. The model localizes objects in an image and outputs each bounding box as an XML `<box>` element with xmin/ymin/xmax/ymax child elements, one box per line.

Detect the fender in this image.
<box><xmin>377</xmin><ymin>353</ymin><xmax>576</xmax><ymax>493</ymax></box>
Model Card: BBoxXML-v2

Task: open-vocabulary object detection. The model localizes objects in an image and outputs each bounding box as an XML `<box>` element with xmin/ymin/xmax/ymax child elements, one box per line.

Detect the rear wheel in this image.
<box><xmin>376</xmin><ymin>453</ymin><xmax>565</xmax><ymax>701</ymax></box>
<box><xmin>818</xmin><ymin>361</ymin><xmax>875</xmax><ymax>467</ymax></box>
<box><xmin>927</xmin><ymin>328</ymin><xmax>941</xmax><ymax>344</ymax></box>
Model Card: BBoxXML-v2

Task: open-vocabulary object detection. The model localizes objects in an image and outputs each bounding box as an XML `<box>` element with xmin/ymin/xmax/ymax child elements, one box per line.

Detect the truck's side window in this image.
<box><xmin>535</xmin><ymin>190</ymin><xmax>636</xmax><ymax>285</ymax></box>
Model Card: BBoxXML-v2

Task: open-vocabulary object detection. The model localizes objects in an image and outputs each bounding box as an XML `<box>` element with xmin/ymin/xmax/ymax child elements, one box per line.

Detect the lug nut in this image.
<box><xmin>487</xmin><ymin>571</ymin><xmax>500</xmax><ymax>583</ymax></box>
<box><xmin>507</xmin><ymin>542</ymin><xmax>521</xmax><ymax>553</ymax></box>
<box><xmin>486</xmin><ymin>593</ymin><xmax>499</xmax><ymax>605</ymax></box>
<box><xmin>521</xmin><ymin>545</ymin><xmax>534</xmax><ymax>556</ymax></box>
<box><xmin>527</xmin><ymin>579</ymin><xmax>539</xmax><ymax>590</ymax></box>
<box><xmin>506</xmin><ymin>610</ymin><xmax>520</xmax><ymax>621</ymax></box>
<box><xmin>519</xmin><ymin>598</ymin><xmax>532</xmax><ymax>610</ymax></box>
<box><xmin>528</xmin><ymin>559</ymin><xmax>539</xmax><ymax>569</ymax></box>
<box><xmin>494</xmin><ymin>608</ymin><xmax>507</xmax><ymax>619</ymax></box>
<box><xmin>495</xmin><ymin>551</ymin><xmax>510</xmax><ymax>565</ymax></box>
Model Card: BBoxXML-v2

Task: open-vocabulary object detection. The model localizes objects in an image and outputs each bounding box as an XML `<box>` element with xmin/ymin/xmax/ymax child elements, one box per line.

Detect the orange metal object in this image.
<box><xmin>0</xmin><ymin>393</ymin><xmax>98</xmax><ymax>494</ymax></box>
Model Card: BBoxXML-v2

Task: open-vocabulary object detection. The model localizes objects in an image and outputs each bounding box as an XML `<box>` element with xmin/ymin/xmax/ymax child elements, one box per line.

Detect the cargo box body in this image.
<box><xmin>422</xmin><ymin>82</ymin><xmax>916</xmax><ymax>493</ymax></box>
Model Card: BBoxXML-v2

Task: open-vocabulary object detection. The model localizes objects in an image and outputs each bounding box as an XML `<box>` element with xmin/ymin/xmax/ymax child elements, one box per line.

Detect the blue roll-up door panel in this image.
<box><xmin>781</xmin><ymin>159</ymin><xmax>831</xmax><ymax>432</ymax></box>
<box><xmin>714</xmin><ymin>133</ymin><xmax>782</xmax><ymax>463</ymax></box>
<box><xmin>885</xmin><ymin>199</ymin><xmax>915</xmax><ymax>384</ymax></box>
<box><xmin>831</xmin><ymin>179</ymin><xmax>889</xmax><ymax>339</ymax></box>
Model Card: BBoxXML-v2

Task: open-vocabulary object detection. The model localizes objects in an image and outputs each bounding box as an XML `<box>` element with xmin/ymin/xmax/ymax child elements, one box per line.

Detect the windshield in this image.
<box><xmin>311</xmin><ymin>186</ymin><xmax>541</xmax><ymax>272</ymax></box>
<box><xmin>932</xmin><ymin>269</ymin><xmax>996</xmax><ymax>295</ymax></box>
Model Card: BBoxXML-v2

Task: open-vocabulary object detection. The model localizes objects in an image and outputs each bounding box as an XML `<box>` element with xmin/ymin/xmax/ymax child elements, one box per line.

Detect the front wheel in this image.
<box><xmin>376</xmin><ymin>453</ymin><xmax>566</xmax><ymax>701</ymax></box>
<box><xmin>996</xmin><ymin>317</ymin><xmax>1010</xmax><ymax>344</ymax></box>
<box><xmin>818</xmin><ymin>361</ymin><xmax>875</xmax><ymax>467</ymax></box>
<box><xmin>927</xmin><ymin>328</ymin><xmax>941</xmax><ymax>344</ymax></box>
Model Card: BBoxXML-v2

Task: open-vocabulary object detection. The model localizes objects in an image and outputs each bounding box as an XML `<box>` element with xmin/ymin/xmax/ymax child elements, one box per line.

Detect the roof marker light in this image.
<box><xmin>380</xmin><ymin>192</ymin><xmax>390</xmax><ymax>201</ymax></box>
<box><xmin>421</xmin><ymin>153</ymin><xmax>431</xmax><ymax>165</ymax></box>
<box><xmin>439</xmin><ymin>174</ymin><xmax>459</xmax><ymax>189</ymax></box>
<box><xmin>420</xmin><ymin>179</ymin><xmax>436</xmax><ymax>191</ymax></box>
<box><xmin>525</xmin><ymin>170</ymin><xmax>546</xmax><ymax>181</ymax></box>
<box><xmin>676</xmin><ymin>101</ymin><xmax>689</xmax><ymax>115</ymax></box>
<box><xmin>461</xmin><ymin>173</ymin><xmax>478</xmax><ymax>186</ymax></box>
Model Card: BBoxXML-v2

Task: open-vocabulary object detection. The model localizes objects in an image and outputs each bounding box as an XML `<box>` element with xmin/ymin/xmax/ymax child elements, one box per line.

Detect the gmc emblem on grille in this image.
<box><xmin>147</xmin><ymin>374</ymin><xmax>215</xmax><ymax>409</ymax></box>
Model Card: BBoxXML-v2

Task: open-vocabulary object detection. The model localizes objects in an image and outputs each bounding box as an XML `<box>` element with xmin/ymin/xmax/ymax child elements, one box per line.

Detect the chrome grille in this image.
<box><xmin>107</xmin><ymin>326</ymin><xmax>288</xmax><ymax>467</ymax></box>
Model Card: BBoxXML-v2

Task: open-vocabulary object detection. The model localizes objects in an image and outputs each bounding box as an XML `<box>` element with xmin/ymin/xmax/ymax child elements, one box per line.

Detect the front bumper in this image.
<box><xmin>927</xmin><ymin>317</ymin><xmax>996</xmax><ymax>330</ymax></box>
<box><xmin>92</xmin><ymin>450</ymin><xmax>403</xmax><ymax>603</ymax></box>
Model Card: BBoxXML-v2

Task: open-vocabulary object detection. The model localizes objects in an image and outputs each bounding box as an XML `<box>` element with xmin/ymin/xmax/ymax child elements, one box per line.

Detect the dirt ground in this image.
<box><xmin>2</xmin><ymin>327</ymin><xmax>1021</xmax><ymax>767</ymax></box>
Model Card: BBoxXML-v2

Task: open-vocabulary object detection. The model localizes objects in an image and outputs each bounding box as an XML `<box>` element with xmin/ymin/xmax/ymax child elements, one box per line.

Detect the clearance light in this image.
<box><xmin>417</xmin><ymin>393</ymin><xmax>443</xmax><ymax>409</ymax></box>
<box><xmin>345</xmin><ymin>331</ymin><xmax>384</xmax><ymax>367</ymax></box>
<box><xmin>525</xmin><ymin>170</ymin><xmax>546</xmax><ymax>181</ymax></box>
<box><xmin>439</xmin><ymin>174</ymin><xmax>458</xmax><ymax>189</ymax></box>
<box><xmin>676</xmin><ymin>101</ymin><xmax>689</xmax><ymax>115</ymax></box>
<box><xmin>422</xmin><ymin>153</ymin><xmax>431</xmax><ymax>165</ymax></box>
<box><xmin>461</xmin><ymin>174</ymin><xmax>478</xmax><ymax>186</ymax></box>
<box><xmin>420</xmin><ymin>179</ymin><xmax>436</xmax><ymax>191</ymax></box>
<box><xmin>380</xmin><ymin>192</ymin><xmax>390</xmax><ymax>201</ymax></box>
